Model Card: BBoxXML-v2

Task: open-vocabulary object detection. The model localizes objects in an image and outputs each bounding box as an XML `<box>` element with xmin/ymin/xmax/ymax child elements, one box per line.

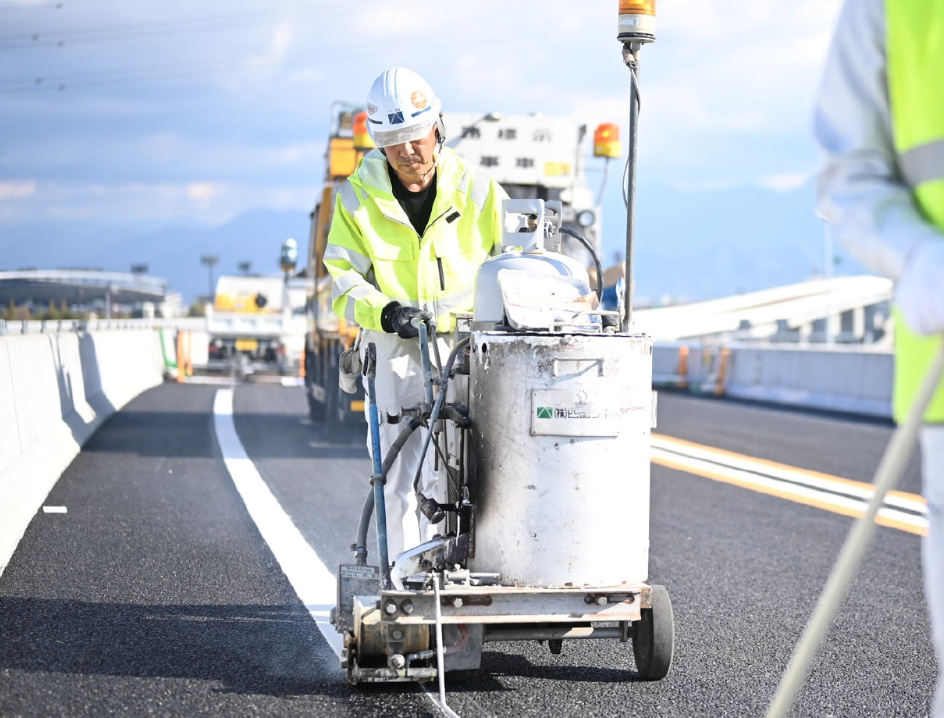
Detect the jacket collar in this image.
<box><xmin>351</xmin><ymin>148</ymin><xmax>464</xmax><ymax>228</ymax></box>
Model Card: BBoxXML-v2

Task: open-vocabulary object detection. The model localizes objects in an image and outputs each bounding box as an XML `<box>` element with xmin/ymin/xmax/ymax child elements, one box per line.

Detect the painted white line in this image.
<box><xmin>213</xmin><ymin>388</ymin><xmax>472</xmax><ymax>717</ymax></box>
<box><xmin>281</xmin><ymin>377</ymin><xmax>305</xmax><ymax>387</ymax></box>
<box><xmin>212</xmin><ymin>388</ymin><xmax>343</xmax><ymax>659</ymax></box>
<box><xmin>41</xmin><ymin>506</ymin><xmax>67</xmax><ymax>514</ymax></box>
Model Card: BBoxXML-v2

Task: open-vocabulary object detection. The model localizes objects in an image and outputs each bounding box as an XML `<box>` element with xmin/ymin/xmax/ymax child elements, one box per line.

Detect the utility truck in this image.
<box><xmin>304</xmin><ymin>103</ymin><xmax>621</xmax><ymax>422</ymax></box>
<box><xmin>206</xmin><ymin>240</ymin><xmax>308</xmax><ymax>375</ymax></box>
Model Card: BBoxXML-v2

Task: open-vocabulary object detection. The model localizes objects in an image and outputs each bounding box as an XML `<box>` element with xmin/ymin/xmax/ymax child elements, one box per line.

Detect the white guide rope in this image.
<box><xmin>767</xmin><ymin>341</ymin><xmax>944</xmax><ymax>717</ymax></box>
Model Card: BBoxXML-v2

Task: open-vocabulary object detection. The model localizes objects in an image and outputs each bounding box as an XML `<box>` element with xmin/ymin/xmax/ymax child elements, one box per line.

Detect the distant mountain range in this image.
<box><xmin>0</xmin><ymin>209</ymin><xmax>311</xmax><ymax>302</ymax></box>
<box><xmin>607</xmin><ymin>181</ymin><xmax>865</xmax><ymax>306</ymax></box>
<box><xmin>0</xmin><ymin>181</ymin><xmax>865</xmax><ymax>304</ymax></box>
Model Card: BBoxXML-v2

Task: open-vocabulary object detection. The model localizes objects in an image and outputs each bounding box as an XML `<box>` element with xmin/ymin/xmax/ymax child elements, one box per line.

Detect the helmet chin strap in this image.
<box><xmin>421</xmin><ymin>153</ymin><xmax>438</xmax><ymax>182</ymax></box>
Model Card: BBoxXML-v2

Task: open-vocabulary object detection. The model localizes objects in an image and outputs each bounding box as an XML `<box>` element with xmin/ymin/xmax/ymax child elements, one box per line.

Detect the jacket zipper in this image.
<box><xmin>436</xmin><ymin>257</ymin><xmax>446</xmax><ymax>291</ymax></box>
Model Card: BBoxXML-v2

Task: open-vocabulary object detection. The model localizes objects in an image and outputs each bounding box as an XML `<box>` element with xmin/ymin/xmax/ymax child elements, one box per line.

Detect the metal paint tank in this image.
<box><xmin>467</xmin><ymin>332</ymin><xmax>654</xmax><ymax>587</ymax></box>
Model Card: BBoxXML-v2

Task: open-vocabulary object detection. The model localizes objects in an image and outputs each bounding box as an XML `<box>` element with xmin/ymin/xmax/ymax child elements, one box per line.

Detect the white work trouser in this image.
<box><xmin>923</xmin><ymin>426</ymin><xmax>944</xmax><ymax>718</ymax></box>
<box><xmin>360</xmin><ymin>329</ymin><xmax>442</xmax><ymax>562</ymax></box>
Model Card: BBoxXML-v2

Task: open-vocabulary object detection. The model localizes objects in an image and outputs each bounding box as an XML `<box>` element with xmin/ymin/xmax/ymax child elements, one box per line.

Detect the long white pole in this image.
<box><xmin>767</xmin><ymin>341</ymin><xmax>944</xmax><ymax>717</ymax></box>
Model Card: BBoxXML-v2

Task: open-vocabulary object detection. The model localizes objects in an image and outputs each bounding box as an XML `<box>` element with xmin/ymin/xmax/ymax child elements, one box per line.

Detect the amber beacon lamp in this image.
<box><xmin>617</xmin><ymin>0</ymin><xmax>655</xmax><ymax>330</ymax></box>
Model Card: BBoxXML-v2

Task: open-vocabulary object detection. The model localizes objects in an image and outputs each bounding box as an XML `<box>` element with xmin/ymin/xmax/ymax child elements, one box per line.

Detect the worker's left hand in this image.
<box><xmin>381</xmin><ymin>302</ymin><xmax>433</xmax><ymax>339</ymax></box>
<box><xmin>896</xmin><ymin>239</ymin><xmax>944</xmax><ymax>335</ymax></box>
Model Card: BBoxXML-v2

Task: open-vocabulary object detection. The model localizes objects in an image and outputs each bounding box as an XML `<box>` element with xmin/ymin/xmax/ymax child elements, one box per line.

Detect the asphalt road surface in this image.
<box><xmin>0</xmin><ymin>381</ymin><xmax>934</xmax><ymax>717</ymax></box>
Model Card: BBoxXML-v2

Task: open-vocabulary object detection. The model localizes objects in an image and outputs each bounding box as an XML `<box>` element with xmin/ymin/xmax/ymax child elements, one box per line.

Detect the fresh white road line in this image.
<box><xmin>41</xmin><ymin>506</ymin><xmax>67</xmax><ymax>514</ymax></box>
<box><xmin>651</xmin><ymin>434</ymin><xmax>928</xmax><ymax>536</ymax></box>
<box><xmin>214</xmin><ymin>388</ymin><xmax>472</xmax><ymax>718</ymax></box>
<box><xmin>212</xmin><ymin>388</ymin><xmax>343</xmax><ymax>659</ymax></box>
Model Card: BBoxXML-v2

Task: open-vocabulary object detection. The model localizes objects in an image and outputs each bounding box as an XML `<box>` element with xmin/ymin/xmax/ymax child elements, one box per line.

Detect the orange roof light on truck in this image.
<box><xmin>353</xmin><ymin>111</ymin><xmax>375</xmax><ymax>150</ymax></box>
<box><xmin>593</xmin><ymin>123</ymin><xmax>622</xmax><ymax>158</ymax></box>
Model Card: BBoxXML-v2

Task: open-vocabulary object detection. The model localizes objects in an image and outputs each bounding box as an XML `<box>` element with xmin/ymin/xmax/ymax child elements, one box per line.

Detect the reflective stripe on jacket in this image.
<box><xmin>887</xmin><ymin>0</ymin><xmax>944</xmax><ymax>422</ymax></box>
<box><xmin>323</xmin><ymin>147</ymin><xmax>506</xmax><ymax>333</ymax></box>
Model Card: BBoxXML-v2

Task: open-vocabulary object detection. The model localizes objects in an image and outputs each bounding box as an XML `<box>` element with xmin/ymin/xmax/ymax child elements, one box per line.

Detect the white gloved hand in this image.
<box><xmin>896</xmin><ymin>239</ymin><xmax>944</xmax><ymax>335</ymax></box>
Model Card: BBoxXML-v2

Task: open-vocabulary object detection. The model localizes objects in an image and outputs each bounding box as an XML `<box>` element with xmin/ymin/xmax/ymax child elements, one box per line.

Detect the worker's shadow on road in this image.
<box><xmin>0</xmin><ymin>597</ymin><xmax>351</xmax><ymax>698</ymax></box>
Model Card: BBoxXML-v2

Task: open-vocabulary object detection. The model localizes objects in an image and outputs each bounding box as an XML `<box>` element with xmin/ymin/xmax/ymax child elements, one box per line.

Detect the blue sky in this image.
<box><xmin>0</xmin><ymin>0</ymin><xmax>850</xmax><ymax>301</ymax></box>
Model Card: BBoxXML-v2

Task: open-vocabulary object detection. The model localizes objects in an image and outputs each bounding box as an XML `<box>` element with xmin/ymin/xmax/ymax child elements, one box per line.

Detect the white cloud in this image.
<box><xmin>0</xmin><ymin>0</ymin><xmax>850</xmax><ymax>239</ymax></box>
<box><xmin>0</xmin><ymin>180</ymin><xmax>315</xmax><ymax>226</ymax></box>
<box><xmin>0</xmin><ymin>181</ymin><xmax>36</xmax><ymax>200</ymax></box>
<box><xmin>756</xmin><ymin>172</ymin><xmax>811</xmax><ymax>192</ymax></box>
<box><xmin>186</xmin><ymin>181</ymin><xmax>224</xmax><ymax>208</ymax></box>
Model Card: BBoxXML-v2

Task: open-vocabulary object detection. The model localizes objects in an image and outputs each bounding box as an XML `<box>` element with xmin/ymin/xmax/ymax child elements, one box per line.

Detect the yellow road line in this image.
<box><xmin>651</xmin><ymin>433</ymin><xmax>927</xmax><ymax>537</ymax></box>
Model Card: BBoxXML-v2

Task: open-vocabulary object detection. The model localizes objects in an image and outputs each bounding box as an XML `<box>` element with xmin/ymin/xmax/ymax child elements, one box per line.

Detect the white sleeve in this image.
<box><xmin>813</xmin><ymin>0</ymin><xmax>944</xmax><ymax>281</ymax></box>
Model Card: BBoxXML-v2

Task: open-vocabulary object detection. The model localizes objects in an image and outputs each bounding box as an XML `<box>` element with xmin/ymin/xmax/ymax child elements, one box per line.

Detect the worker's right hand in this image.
<box><xmin>380</xmin><ymin>302</ymin><xmax>433</xmax><ymax>339</ymax></box>
<box><xmin>896</xmin><ymin>239</ymin><xmax>944</xmax><ymax>335</ymax></box>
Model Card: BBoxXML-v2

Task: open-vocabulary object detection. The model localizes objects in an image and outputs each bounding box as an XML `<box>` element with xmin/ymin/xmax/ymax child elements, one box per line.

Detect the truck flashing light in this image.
<box><xmin>353</xmin><ymin>111</ymin><xmax>375</xmax><ymax>149</ymax></box>
<box><xmin>593</xmin><ymin>123</ymin><xmax>622</xmax><ymax>158</ymax></box>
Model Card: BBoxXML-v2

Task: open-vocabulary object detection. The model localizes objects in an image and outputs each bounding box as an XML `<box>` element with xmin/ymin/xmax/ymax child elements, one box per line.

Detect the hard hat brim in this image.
<box><xmin>372</xmin><ymin>119</ymin><xmax>436</xmax><ymax>148</ymax></box>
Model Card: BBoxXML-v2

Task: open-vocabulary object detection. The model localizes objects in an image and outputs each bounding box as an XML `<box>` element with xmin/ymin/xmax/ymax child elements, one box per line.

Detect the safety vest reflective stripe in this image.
<box><xmin>886</xmin><ymin>0</ymin><xmax>944</xmax><ymax>423</ymax></box>
<box><xmin>324</xmin><ymin>147</ymin><xmax>506</xmax><ymax>333</ymax></box>
<box><xmin>899</xmin><ymin>139</ymin><xmax>944</xmax><ymax>188</ymax></box>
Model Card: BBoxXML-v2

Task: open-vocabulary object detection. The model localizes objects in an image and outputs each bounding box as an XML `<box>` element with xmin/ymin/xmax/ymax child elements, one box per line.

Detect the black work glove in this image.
<box><xmin>380</xmin><ymin>302</ymin><xmax>433</xmax><ymax>339</ymax></box>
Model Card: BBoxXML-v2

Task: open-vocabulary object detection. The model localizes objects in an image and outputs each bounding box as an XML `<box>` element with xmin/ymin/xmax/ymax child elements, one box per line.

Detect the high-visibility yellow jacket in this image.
<box><xmin>887</xmin><ymin>0</ymin><xmax>944</xmax><ymax>422</ymax></box>
<box><xmin>324</xmin><ymin>147</ymin><xmax>506</xmax><ymax>333</ymax></box>
<box><xmin>816</xmin><ymin>0</ymin><xmax>944</xmax><ymax>423</ymax></box>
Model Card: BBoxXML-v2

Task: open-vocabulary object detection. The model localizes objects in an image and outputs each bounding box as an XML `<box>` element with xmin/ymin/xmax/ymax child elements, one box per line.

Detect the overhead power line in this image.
<box><xmin>0</xmin><ymin>0</ymin><xmax>119</xmax><ymax>12</ymax></box>
<box><xmin>0</xmin><ymin>30</ymin><xmax>555</xmax><ymax>94</ymax></box>
<box><xmin>0</xmin><ymin>4</ymin><xmax>336</xmax><ymax>49</ymax></box>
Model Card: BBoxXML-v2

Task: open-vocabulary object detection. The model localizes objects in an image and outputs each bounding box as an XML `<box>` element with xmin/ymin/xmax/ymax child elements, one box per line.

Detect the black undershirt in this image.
<box><xmin>388</xmin><ymin>162</ymin><xmax>436</xmax><ymax>237</ymax></box>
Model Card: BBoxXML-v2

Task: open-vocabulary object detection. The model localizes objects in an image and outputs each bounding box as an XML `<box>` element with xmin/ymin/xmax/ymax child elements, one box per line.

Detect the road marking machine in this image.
<box><xmin>330</xmin><ymin>199</ymin><xmax>673</xmax><ymax>688</ymax></box>
<box><xmin>329</xmin><ymin>2</ymin><xmax>670</xmax><ymax>705</ymax></box>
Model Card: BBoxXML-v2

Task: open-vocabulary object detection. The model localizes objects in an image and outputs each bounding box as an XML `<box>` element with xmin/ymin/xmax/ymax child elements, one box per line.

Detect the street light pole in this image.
<box><xmin>200</xmin><ymin>255</ymin><xmax>219</xmax><ymax>303</ymax></box>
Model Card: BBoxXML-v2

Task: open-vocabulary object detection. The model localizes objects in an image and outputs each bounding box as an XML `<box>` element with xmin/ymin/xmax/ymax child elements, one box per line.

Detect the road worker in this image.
<box><xmin>324</xmin><ymin>67</ymin><xmax>507</xmax><ymax>561</ymax></box>
<box><xmin>815</xmin><ymin>0</ymin><xmax>944</xmax><ymax>713</ymax></box>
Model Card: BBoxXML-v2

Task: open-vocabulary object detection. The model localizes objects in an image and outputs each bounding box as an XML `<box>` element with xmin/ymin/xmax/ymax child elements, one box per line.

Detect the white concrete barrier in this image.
<box><xmin>653</xmin><ymin>341</ymin><xmax>894</xmax><ymax>419</ymax></box>
<box><xmin>0</xmin><ymin>327</ymin><xmax>165</xmax><ymax>574</ymax></box>
<box><xmin>723</xmin><ymin>344</ymin><xmax>893</xmax><ymax>418</ymax></box>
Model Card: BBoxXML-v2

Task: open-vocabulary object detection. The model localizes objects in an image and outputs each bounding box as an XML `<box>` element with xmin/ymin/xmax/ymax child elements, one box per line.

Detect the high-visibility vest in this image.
<box><xmin>323</xmin><ymin>147</ymin><xmax>506</xmax><ymax>333</ymax></box>
<box><xmin>887</xmin><ymin>0</ymin><xmax>944</xmax><ymax>423</ymax></box>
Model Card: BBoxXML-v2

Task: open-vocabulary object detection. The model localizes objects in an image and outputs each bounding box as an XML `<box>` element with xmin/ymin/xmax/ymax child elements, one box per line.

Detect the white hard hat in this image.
<box><xmin>365</xmin><ymin>67</ymin><xmax>444</xmax><ymax>148</ymax></box>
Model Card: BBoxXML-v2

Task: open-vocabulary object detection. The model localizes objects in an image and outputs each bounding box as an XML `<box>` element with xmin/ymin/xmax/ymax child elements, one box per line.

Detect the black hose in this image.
<box><xmin>353</xmin><ymin>417</ymin><xmax>422</xmax><ymax>565</ymax></box>
<box><xmin>559</xmin><ymin>226</ymin><xmax>604</xmax><ymax>302</ymax></box>
<box><xmin>412</xmin><ymin>336</ymin><xmax>471</xmax><ymax>495</ymax></box>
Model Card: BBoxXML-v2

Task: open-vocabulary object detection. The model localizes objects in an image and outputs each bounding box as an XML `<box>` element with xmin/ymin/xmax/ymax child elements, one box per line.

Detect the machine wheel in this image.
<box><xmin>632</xmin><ymin>584</ymin><xmax>674</xmax><ymax>680</ymax></box>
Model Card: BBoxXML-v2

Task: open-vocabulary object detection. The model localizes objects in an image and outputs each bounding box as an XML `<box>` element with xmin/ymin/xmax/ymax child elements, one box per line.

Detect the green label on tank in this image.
<box><xmin>536</xmin><ymin>407</ymin><xmax>554</xmax><ymax>419</ymax></box>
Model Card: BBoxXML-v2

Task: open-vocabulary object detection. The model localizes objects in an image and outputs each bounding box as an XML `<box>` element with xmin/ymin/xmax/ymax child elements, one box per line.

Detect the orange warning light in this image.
<box><xmin>353</xmin><ymin>111</ymin><xmax>375</xmax><ymax>149</ymax></box>
<box><xmin>619</xmin><ymin>0</ymin><xmax>655</xmax><ymax>15</ymax></box>
<box><xmin>594</xmin><ymin>123</ymin><xmax>622</xmax><ymax>158</ymax></box>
